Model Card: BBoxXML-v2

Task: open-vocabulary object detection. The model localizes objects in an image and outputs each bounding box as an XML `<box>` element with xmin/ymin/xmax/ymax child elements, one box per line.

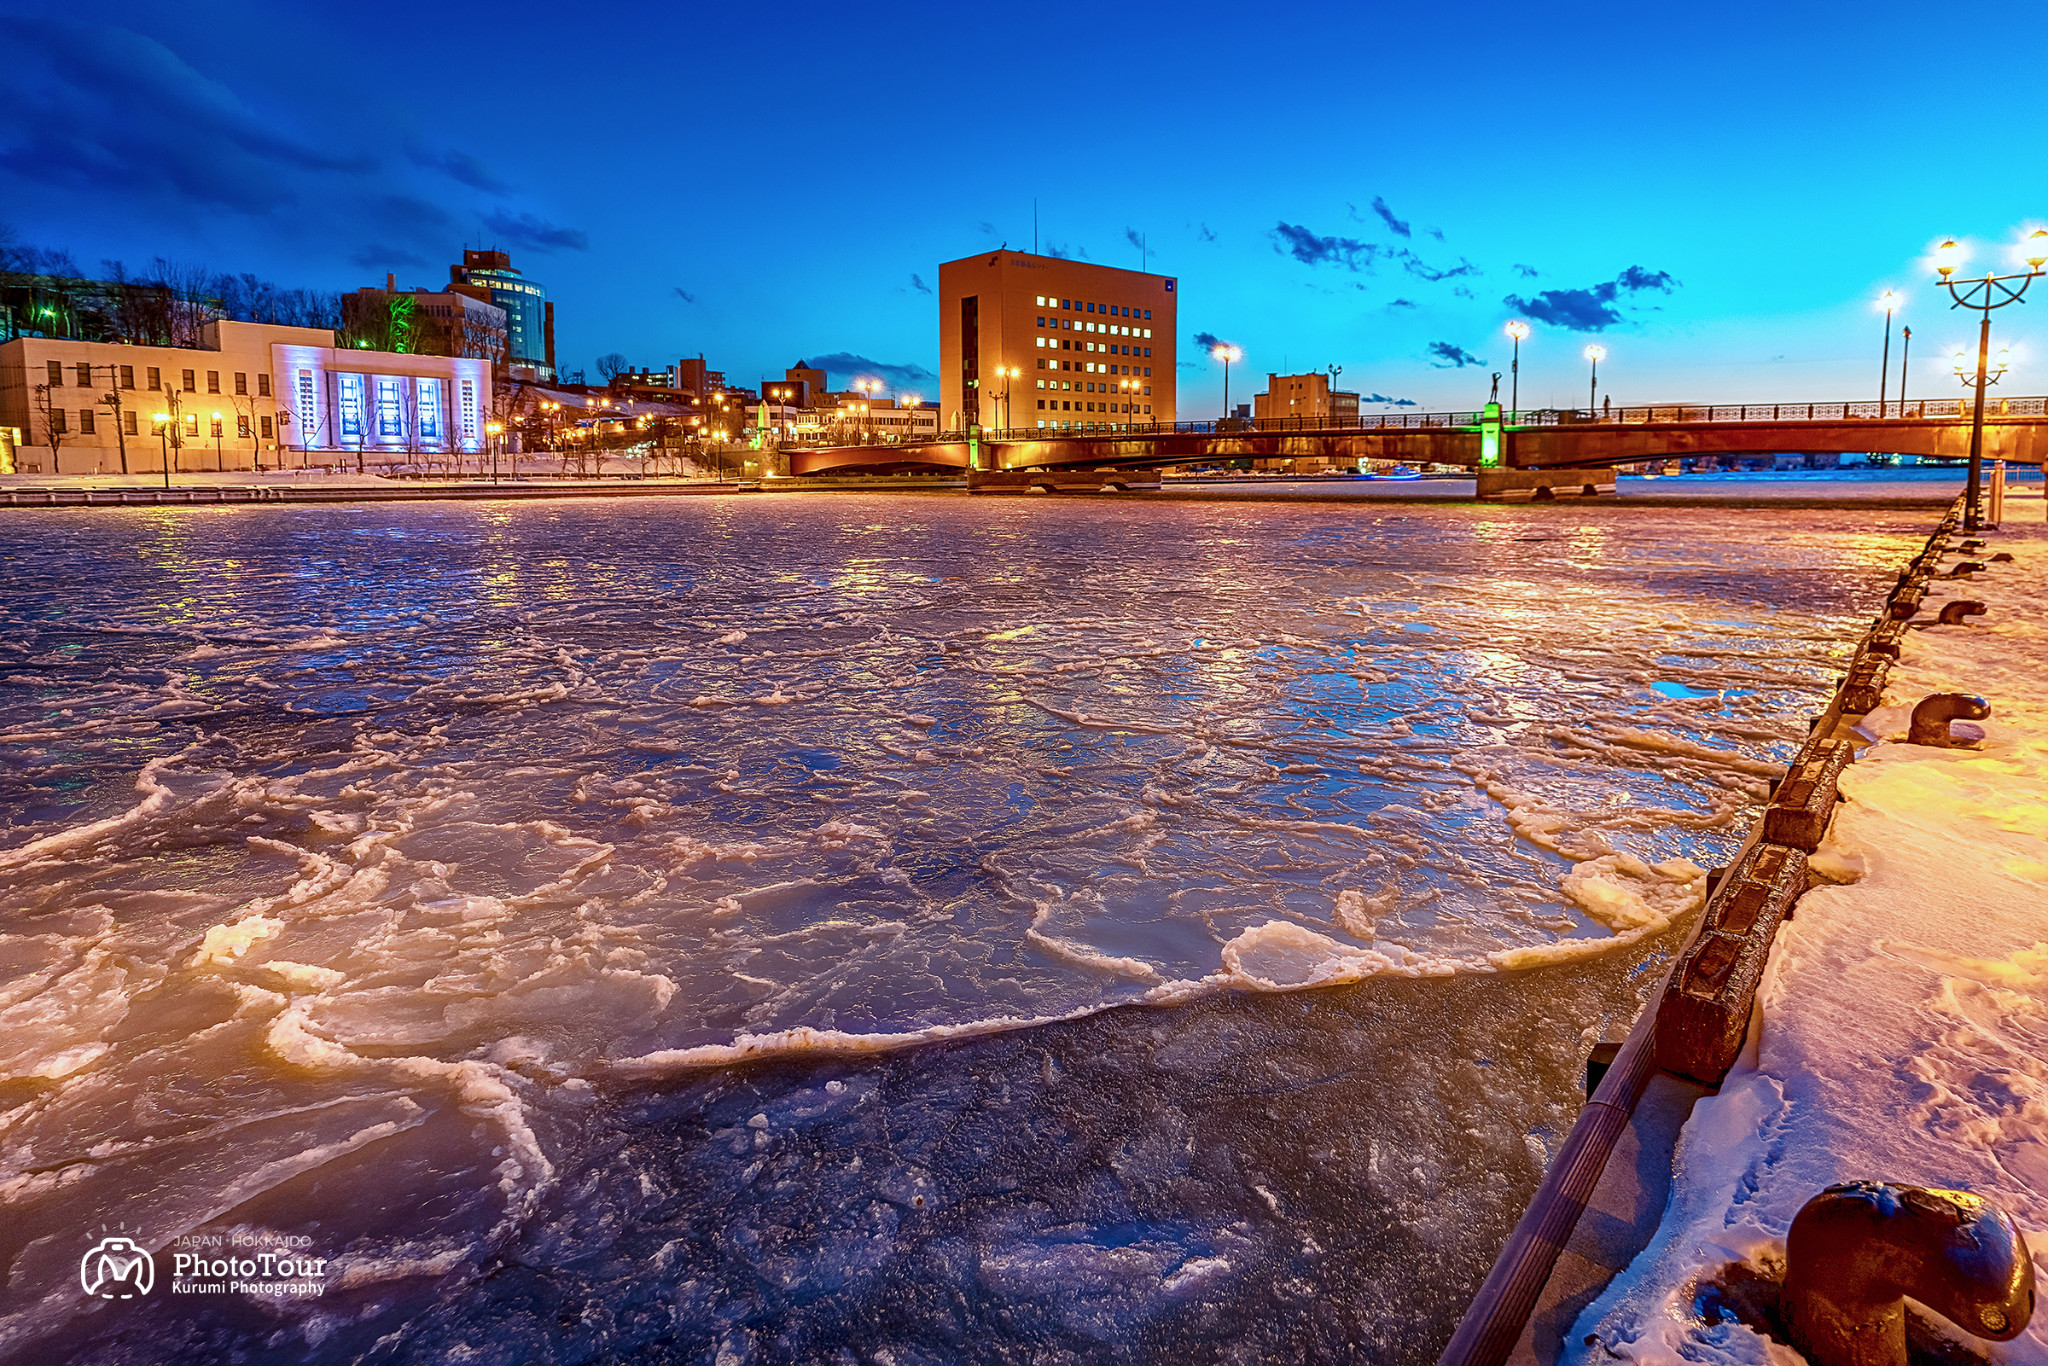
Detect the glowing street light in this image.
<box><xmin>1583</xmin><ymin>345</ymin><xmax>1606</xmax><ymax>415</ymax></box>
<box><xmin>1212</xmin><ymin>344</ymin><xmax>1242</xmax><ymax>425</ymax></box>
<box><xmin>1504</xmin><ymin>321</ymin><xmax>1530</xmax><ymax>417</ymax></box>
<box><xmin>486</xmin><ymin>420</ymin><xmax>503</xmax><ymax>482</ymax></box>
<box><xmin>210</xmin><ymin>410</ymin><xmax>224</xmax><ymax>470</ymax></box>
<box><xmin>993</xmin><ymin>366</ymin><xmax>1018</xmax><ymax>432</ymax></box>
<box><xmin>1875</xmin><ymin>290</ymin><xmax>1903</xmax><ymax>414</ymax></box>
<box><xmin>1933</xmin><ymin>226</ymin><xmax>2048</xmax><ymax>528</ymax></box>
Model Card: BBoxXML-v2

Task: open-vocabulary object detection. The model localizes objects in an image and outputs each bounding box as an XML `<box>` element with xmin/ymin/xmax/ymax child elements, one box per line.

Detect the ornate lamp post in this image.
<box><xmin>1933</xmin><ymin>229</ymin><xmax>2048</xmax><ymax>529</ymax></box>
<box><xmin>1583</xmin><ymin>345</ymin><xmax>1605</xmax><ymax>415</ymax></box>
<box><xmin>992</xmin><ymin>366</ymin><xmax>1018</xmax><ymax>432</ymax></box>
<box><xmin>211</xmin><ymin>411</ymin><xmax>224</xmax><ymax>471</ymax></box>
<box><xmin>486</xmin><ymin>421</ymin><xmax>502</xmax><ymax>482</ymax></box>
<box><xmin>1120</xmin><ymin>377</ymin><xmax>1141</xmax><ymax>428</ymax></box>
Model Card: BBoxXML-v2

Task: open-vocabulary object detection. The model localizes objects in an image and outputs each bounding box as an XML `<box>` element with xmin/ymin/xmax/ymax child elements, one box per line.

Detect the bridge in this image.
<box><xmin>786</xmin><ymin>395</ymin><xmax>2048</xmax><ymax>490</ymax></box>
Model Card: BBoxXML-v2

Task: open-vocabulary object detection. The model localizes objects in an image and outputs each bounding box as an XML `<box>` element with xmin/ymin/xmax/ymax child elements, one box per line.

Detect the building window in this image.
<box><xmin>119</xmin><ymin>365</ymin><xmax>134</xmax><ymax>388</ymax></box>
<box><xmin>418</xmin><ymin>380</ymin><xmax>443</xmax><ymax>440</ymax></box>
<box><xmin>460</xmin><ymin>380</ymin><xmax>476</xmax><ymax>440</ymax></box>
<box><xmin>237</xmin><ymin>415</ymin><xmax>251</xmax><ymax>438</ymax></box>
<box><xmin>78</xmin><ymin>409</ymin><xmax>95</xmax><ymax>434</ymax></box>
<box><xmin>339</xmin><ymin>374</ymin><xmax>365</xmax><ymax>441</ymax></box>
<box><xmin>210</xmin><ymin>417</ymin><xmax>223</xmax><ymax>438</ymax></box>
<box><xmin>181</xmin><ymin>369</ymin><xmax>195</xmax><ymax>391</ymax></box>
<box><xmin>258</xmin><ymin>373</ymin><xmax>271</xmax><ymax>397</ymax></box>
<box><xmin>51</xmin><ymin>409</ymin><xmax>67</xmax><ymax>433</ymax></box>
<box><xmin>147</xmin><ymin>367</ymin><xmax>161</xmax><ymax>390</ymax></box>
<box><xmin>184</xmin><ymin>414</ymin><xmax>198</xmax><ymax>436</ymax></box>
<box><xmin>75</xmin><ymin>362</ymin><xmax>92</xmax><ymax>386</ymax></box>
<box><xmin>123</xmin><ymin>411</ymin><xmax>137</xmax><ymax>435</ymax></box>
<box><xmin>46</xmin><ymin>361</ymin><xmax>62</xmax><ymax>385</ymax></box>
<box><xmin>375</xmin><ymin>378</ymin><xmax>402</xmax><ymax>439</ymax></box>
<box><xmin>260</xmin><ymin>415</ymin><xmax>273</xmax><ymax>439</ymax></box>
<box><xmin>206</xmin><ymin>370</ymin><xmax>220</xmax><ymax>394</ymax></box>
<box><xmin>297</xmin><ymin>370</ymin><xmax>317</xmax><ymax>444</ymax></box>
<box><xmin>234</xmin><ymin>372</ymin><xmax>247</xmax><ymax>395</ymax></box>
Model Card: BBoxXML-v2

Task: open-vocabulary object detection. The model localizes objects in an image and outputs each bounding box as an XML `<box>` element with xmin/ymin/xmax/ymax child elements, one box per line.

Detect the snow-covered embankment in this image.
<box><xmin>1573</xmin><ymin>495</ymin><xmax>2048</xmax><ymax>1363</ymax></box>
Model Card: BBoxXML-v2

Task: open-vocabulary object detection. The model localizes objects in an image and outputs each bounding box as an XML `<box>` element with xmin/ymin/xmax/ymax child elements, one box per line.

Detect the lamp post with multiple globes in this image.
<box><xmin>1933</xmin><ymin>228</ymin><xmax>2048</xmax><ymax>529</ymax></box>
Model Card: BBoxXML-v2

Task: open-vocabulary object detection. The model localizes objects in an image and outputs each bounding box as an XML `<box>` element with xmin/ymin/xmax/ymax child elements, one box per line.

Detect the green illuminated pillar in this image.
<box><xmin>1479</xmin><ymin>400</ymin><xmax>1503</xmax><ymax>469</ymax></box>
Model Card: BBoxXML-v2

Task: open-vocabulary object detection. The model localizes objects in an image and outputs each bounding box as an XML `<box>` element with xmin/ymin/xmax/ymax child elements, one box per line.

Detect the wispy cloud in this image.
<box><xmin>1273</xmin><ymin>222</ymin><xmax>1376</xmax><ymax>270</ymax></box>
<box><xmin>1513</xmin><ymin>263</ymin><xmax>1540</xmax><ymax>279</ymax></box>
<box><xmin>673</xmin><ymin>286</ymin><xmax>696</xmax><ymax>304</ymax></box>
<box><xmin>1361</xmin><ymin>392</ymin><xmax>1418</xmax><ymax>407</ymax></box>
<box><xmin>1427</xmin><ymin>341</ymin><xmax>1485</xmax><ymax>368</ymax></box>
<box><xmin>1388</xmin><ymin>297</ymin><xmax>1418</xmax><ymax>309</ymax></box>
<box><xmin>1370</xmin><ymin>196</ymin><xmax>1412</xmax><ymax>239</ymax></box>
<box><xmin>1193</xmin><ymin>331</ymin><xmax>1238</xmax><ymax>355</ymax></box>
<box><xmin>1197</xmin><ymin>223</ymin><xmax>1216</xmax><ymax>243</ymax></box>
<box><xmin>909</xmin><ymin>273</ymin><xmax>931</xmax><ymax>294</ymax></box>
<box><xmin>1044</xmin><ymin>240</ymin><xmax>1088</xmax><ymax>260</ymax></box>
<box><xmin>480</xmin><ymin>209</ymin><xmax>588</xmax><ymax>253</ymax></box>
<box><xmin>1502</xmin><ymin>265</ymin><xmax>1677</xmax><ymax>331</ymax></box>
<box><xmin>406</xmin><ymin>144</ymin><xmax>511</xmax><ymax>195</ymax></box>
<box><xmin>1397</xmin><ymin>250</ymin><xmax>1478</xmax><ymax>282</ymax></box>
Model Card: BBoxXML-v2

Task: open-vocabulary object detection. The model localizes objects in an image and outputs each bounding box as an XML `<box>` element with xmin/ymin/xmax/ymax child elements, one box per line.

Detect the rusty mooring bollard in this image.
<box><xmin>1784</xmin><ymin>1182</ymin><xmax>2036</xmax><ymax>1366</ymax></box>
<box><xmin>1941</xmin><ymin>561</ymin><xmax>1987</xmax><ymax>579</ymax></box>
<box><xmin>1935</xmin><ymin>599</ymin><xmax>1986</xmax><ymax>625</ymax></box>
<box><xmin>1906</xmin><ymin>693</ymin><xmax>1990</xmax><ymax>747</ymax></box>
<box><xmin>1991</xmin><ymin>551</ymin><xmax>2015</xmax><ymax>563</ymax></box>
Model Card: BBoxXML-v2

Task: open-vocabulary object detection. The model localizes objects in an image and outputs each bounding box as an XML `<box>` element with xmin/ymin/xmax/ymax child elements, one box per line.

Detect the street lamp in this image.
<box><xmin>1583</xmin><ymin>345</ymin><xmax>1606</xmax><ymax>415</ymax></box>
<box><xmin>1875</xmin><ymin>290</ymin><xmax>1901</xmax><ymax>414</ymax></box>
<box><xmin>1504</xmin><ymin>321</ymin><xmax>1530</xmax><ymax>418</ymax></box>
<box><xmin>1897</xmin><ymin>326</ymin><xmax>1912</xmax><ymax>416</ymax></box>
<box><xmin>152</xmin><ymin>412</ymin><xmax>172</xmax><ymax>489</ymax></box>
<box><xmin>486</xmin><ymin>420</ymin><xmax>502</xmax><ymax>483</ymax></box>
<box><xmin>211</xmin><ymin>411</ymin><xmax>224</xmax><ymax>471</ymax></box>
<box><xmin>993</xmin><ymin>366</ymin><xmax>1017</xmax><ymax>432</ymax></box>
<box><xmin>1933</xmin><ymin>227</ymin><xmax>2048</xmax><ymax>529</ymax></box>
<box><xmin>1212</xmin><ymin>344</ymin><xmax>1241</xmax><ymax>426</ymax></box>
<box><xmin>1120</xmin><ymin>377</ymin><xmax>1143</xmax><ymax>428</ymax></box>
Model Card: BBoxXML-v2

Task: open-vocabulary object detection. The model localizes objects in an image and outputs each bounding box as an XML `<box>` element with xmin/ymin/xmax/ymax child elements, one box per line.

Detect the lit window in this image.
<box><xmin>1035</xmin><ymin>337</ymin><xmax>1045</xmax><ymax>348</ymax></box>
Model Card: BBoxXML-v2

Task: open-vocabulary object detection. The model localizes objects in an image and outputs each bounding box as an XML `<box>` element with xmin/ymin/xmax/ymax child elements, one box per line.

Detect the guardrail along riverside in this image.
<box><xmin>1438</xmin><ymin>495</ymin><xmax>2033</xmax><ymax>1366</ymax></box>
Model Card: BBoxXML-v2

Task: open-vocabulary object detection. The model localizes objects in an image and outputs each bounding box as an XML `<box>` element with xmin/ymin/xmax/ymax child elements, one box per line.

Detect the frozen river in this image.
<box><xmin>0</xmin><ymin>495</ymin><xmax>1924</xmax><ymax>1361</ymax></box>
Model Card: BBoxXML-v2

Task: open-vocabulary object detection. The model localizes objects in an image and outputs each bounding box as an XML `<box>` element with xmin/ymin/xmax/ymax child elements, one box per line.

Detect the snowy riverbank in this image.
<box><xmin>1572</xmin><ymin>492</ymin><xmax>2048</xmax><ymax>1363</ymax></box>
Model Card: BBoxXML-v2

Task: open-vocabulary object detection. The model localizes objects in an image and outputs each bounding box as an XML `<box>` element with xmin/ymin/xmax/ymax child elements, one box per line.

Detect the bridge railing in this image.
<box><xmin>775</xmin><ymin>395</ymin><xmax>2048</xmax><ymax>447</ymax></box>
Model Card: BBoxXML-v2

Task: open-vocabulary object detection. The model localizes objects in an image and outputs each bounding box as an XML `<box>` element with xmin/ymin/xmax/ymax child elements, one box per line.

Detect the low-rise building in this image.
<box><xmin>1253</xmin><ymin>372</ymin><xmax>1360</xmax><ymax>423</ymax></box>
<box><xmin>0</xmin><ymin>321</ymin><xmax>492</xmax><ymax>473</ymax></box>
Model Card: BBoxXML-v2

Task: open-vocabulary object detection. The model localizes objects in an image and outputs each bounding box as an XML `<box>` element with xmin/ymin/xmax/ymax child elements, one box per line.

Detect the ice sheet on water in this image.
<box><xmin>0</xmin><ymin>497</ymin><xmax>1926</xmax><ymax>1356</ymax></box>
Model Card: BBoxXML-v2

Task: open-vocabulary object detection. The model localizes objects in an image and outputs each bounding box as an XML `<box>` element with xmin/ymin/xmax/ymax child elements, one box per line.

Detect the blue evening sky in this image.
<box><xmin>4</xmin><ymin>0</ymin><xmax>2043</xmax><ymax>414</ymax></box>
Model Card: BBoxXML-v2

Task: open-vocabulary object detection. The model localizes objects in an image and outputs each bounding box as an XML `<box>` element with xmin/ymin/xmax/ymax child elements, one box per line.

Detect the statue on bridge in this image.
<box><xmin>1489</xmin><ymin>372</ymin><xmax>1502</xmax><ymax>404</ymax></box>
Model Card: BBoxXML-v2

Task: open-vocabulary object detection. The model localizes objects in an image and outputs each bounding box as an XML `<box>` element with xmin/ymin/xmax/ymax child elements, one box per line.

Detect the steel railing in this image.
<box><xmin>774</xmin><ymin>395</ymin><xmax>2048</xmax><ymax>448</ymax></box>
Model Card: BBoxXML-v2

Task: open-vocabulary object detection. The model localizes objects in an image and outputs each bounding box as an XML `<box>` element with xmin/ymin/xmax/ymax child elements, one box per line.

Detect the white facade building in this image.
<box><xmin>0</xmin><ymin>321</ymin><xmax>492</xmax><ymax>474</ymax></box>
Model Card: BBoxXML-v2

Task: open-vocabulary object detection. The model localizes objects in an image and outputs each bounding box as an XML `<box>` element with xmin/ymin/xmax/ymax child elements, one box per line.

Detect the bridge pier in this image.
<box><xmin>1476</xmin><ymin>466</ymin><xmax>1616</xmax><ymax>501</ymax></box>
<box><xmin>967</xmin><ymin>469</ymin><xmax>1161</xmax><ymax>495</ymax></box>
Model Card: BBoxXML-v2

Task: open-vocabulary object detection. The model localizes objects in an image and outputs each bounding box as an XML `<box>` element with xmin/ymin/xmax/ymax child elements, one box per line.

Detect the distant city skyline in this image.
<box><xmin>3</xmin><ymin>0</ymin><xmax>2042</xmax><ymax>415</ymax></box>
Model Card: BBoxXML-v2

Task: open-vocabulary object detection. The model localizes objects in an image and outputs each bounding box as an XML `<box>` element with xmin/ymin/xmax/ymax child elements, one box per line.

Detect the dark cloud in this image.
<box><xmin>1427</xmin><ymin>227</ymin><xmax>1445</xmax><ymax>242</ymax></box>
<box><xmin>1397</xmin><ymin>251</ymin><xmax>1478</xmax><ymax>282</ymax></box>
<box><xmin>1451</xmin><ymin>286</ymin><xmax>1475</xmax><ymax>300</ymax></box>
<box><xmin>1125</xmin><ymin>228</ymin><xmax>1145</xmax><ymax>251</ymax></box>
<box><xmin>407</xmin><ymin>145</ymin><xmax>511</xmax><ymax>194</ymax></box>
<box><xmin>1370</xmin><ymin>196</ymin><xmax>1412</xmax><ymax>239</ymax></box>
<box><xmin>0</xmin><ymin>16</ymin><xmax>368</xmax><ymax>215</ymax></box>
<box><xmin>1388</xmin><ymin>298</ymin><xmax>1418</xmax><ymax>309</ymax></box>
<box><xmin>1193</xmin><ymin>332</ymin><xmax>1239</xmax><ymax>355</ymax></box>
<box><xmin>673</xmin><ymin>287</ymin><xmax>696</xmax><ymax>304</ymax></box>
<box><xmin>1361</xmin><ymin>393</ymin><xmax>1419</xmax><ymax>407</ymax></box>
<box><xmin>1273</xmin><ymin>222</ymin><xmax>1376</xmax><ymax>270</ymax></box>
<box><xmin>480</xmin><ymin>209</ymin><xmax>588</xmax><ymax>253</ymax></box>
<box><xmin>1197</xmin><ymin>223</ymin><xmax>1217</xmax><ymax>243</ymax></box>
<box><xmin>1427</xmin><ymin>341</ymin><xmax>1484</xmax><ymax>368</ymax></box>
<box><xmin>806</xmin><ymin>352</ymin><xmax>938</xmax><ymax>391</ymax></box>
<box><xmin>351</xmin><ymin>244</ymin><xmax>430</xmax><ymax>271</ymax></box>
<box><xmin>1502</xmin><ymin>265</ymin><xmax>1677</xmax><ymax>331</ymax></box>
<box><xmin>977</xmin><ymin>221</ymin><xmax>996</xmax><ymax>235</ymax></box>
<box><xmin>1044</xmin><ymin>240</ymin><xmax>1088</xmax><ymax>260</ymax></box>
<box><xmin>1513</xmin><ymin>263</ymin><xmax>1541</xmax><ymax>279</ymax></box>
<box><xmin>910</xmin><ymin>273</ymin><xmax>931</xmax><ymax>294</ymax></box>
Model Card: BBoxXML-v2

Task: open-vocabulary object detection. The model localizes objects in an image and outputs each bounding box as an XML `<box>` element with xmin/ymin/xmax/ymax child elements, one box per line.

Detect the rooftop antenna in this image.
<box><xmin>1033</xmin><ymin>199</ymin><xmax>1038</xmax><ymax>256</ymax></box>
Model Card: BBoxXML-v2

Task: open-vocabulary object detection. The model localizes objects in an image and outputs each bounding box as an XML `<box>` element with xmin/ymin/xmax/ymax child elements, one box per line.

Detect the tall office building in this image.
<box><xmin>938</xmin><ymin>252</ymin><xmax>1176</xmax><ymax>432</ymax></box>
<box><xmin>449</xmin><ymin>250</ymin><xmax>553</xmax><ymax>380</ymax></box>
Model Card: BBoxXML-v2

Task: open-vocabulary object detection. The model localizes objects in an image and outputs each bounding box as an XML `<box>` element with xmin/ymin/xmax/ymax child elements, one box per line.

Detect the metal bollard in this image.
<box><xmin>1783</xmin><ymin>1182</ymin><xmax>2035</xmax><ymax>1366</ymax></box>
<box><xmin>1935</xmin><ymin>600</ymin><xmax>1986</xmax><ymax>625</ymax></box>
<box><xmin>1906</xmin><ymin>693</ymin><xmax>1990</xmax><ymax>747</ymax></box>
<box><xmin>1940</xmin><ymin>561</ymin><xmax>1987</xmax><ymax>579</ymax></box>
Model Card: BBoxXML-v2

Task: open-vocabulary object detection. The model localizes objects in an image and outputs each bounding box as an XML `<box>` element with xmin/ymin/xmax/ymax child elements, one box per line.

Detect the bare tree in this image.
<box><xmin>98</xmin><ymin>366</ymin><xmax>131</xmax><ymax>474</ymax></box>
<box><xmin>595</xmin><ymin>352</ymin><xmax>630</xmax><ymax>383</ymax></box>
<box><xmin>31</xmin><ymin>384</ymin><xmax>66</xmax><ymax>473</ymax></box>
